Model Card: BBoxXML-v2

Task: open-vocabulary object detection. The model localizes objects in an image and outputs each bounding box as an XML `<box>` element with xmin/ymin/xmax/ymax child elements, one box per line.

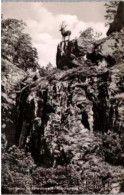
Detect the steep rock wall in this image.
<box><xmin>15</xmin><ymin>63</ymin><xmax>124</xmax><ymax>166</ymax></box>
<box><xmin>57</xmin><ymin>30</ymin><xmax>124</xmax><ymax>70</ymax></box>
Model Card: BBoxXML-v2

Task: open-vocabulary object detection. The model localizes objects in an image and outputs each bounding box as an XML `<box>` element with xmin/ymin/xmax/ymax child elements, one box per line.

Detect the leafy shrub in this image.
<box><xmin>2</xmin><ymin>142</ymin><xmax>35</xmax><ymax>194</ymax></box>
<box><xmin>32</xmin><ymin>163</ymin><xmax>112</xmax><ymax>194</ymax></box>
<box><xmin>102</xmin><ymin>131</ymin><xmax>124</xmax><ymax>165</ymax></box>
<box><xmin>2</xmin><ymin>131</ymin><xmax>124</xmax><ymax>194</ymax></box>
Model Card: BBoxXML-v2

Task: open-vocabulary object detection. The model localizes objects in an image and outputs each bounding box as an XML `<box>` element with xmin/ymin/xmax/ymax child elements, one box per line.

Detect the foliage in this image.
<box><xmin>102</xmin><ymin>131</ymin><xmax>124</xmax><ymax>165</ymax></box>
<box><xmin>46</xmin><ymin>62</ymin><xmax>54</xmax><ymax>71</ymax></box>
<box><xmin>2</xmin><ymin>17</ymin><xmax>39</xmax><ymax>71</ymax></box>
<box><xmin>2</xmin><ymin>134</ymin><xmax>8</xmax><ymax>153</ymax></box>
<box><xmin>1</xmin><ymin>58</ymin><xmax>26</xmax><ymax>140</ymax></box>
<box><xmin>80</xmin><ymin>162</ymin><xmax>112</xmax><ymax>194</ymax></box>
<box><xmin>80</xmin><ymin>27</ymin><xmax>102</xmax><ymax>40</ymax></box>
<box><xmin>32</xmin><ymin>165</ymin><xmax>82</xmax><ymax>193</ymax></box>
<box><xmin>2</xmin><ymin>132</ymin><xmax>123</xmax><ymax>194</ymax></box>
<box><xmin>32</xmin><ymin>162</ymin><xmax>113</xmax><ymax>194</ymax></box>
<box><xmin>2</xmin><ymin>141</ymin><xmax>35</xmax><ymax>194</ymax></box>
<box><xmin>104</xmin><ymin>2</ymin><xmax>119</xmax><ymax>26</ymax></box>
<box><xmin>1</xmin><ymin>90</ymin><xmax>14</xmax><ymax>130</ymax></box>
<box><xmin>39</xmin><ymin>62</ymin><xmax>56</xmax><ymax>76</ymax></box>
<box><xmin>1</xmin><ymin>17</ymin><xmax>39</xmax><ymax>141</ymax></box>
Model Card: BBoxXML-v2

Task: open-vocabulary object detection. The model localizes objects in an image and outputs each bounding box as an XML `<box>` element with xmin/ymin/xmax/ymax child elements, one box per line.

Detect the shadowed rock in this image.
<box><xmin>107</xmin><ymin>1</ymin><xmax>124</xmax><ymax>36</ymax></box>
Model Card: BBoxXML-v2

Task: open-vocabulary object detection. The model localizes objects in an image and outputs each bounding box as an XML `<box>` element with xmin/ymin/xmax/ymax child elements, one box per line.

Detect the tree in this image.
<box><xmin>80</xmin><ymin>27</ymin><xmax>102</xmax><ymax>40</ymax></box>
<box><xmin>104</xmin><ymin>2</ymin><xmax>119</xmax><ymax>26</ymax></box>
<box><xmin>2</xmin><ymin>17</ymin><xmax>39</xmax><ymax>71</ymax></box>
<box><xmin>46</xmin><ymin>62</ymin><xmax>54</xmax><ymax>71</ymax></box>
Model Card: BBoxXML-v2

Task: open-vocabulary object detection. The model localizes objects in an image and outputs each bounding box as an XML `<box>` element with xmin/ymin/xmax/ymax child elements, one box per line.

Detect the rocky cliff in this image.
<box><xmin>57</xmin><ymin>29</ymin><xmax>124</xmax><ymax>70</ymax></box>
<box><xmin>16</xmin><ymin>57</ymin><xmax>124</xmax><ymax>160</ymax></box>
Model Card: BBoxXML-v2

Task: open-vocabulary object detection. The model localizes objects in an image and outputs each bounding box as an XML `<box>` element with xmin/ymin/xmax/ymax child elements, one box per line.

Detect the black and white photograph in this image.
<box><xmin>1</xmin><ymin>1</ymin><xmax>124</xmax><ymax>194</ymax></box>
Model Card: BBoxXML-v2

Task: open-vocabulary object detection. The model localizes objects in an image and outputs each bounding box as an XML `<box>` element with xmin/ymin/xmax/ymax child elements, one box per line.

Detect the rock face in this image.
<box><xmin>16</xmin><ymin>58</ymin><xmax>124</xmax><ymax>165</ymax></box>
<box><xmin>56</xmin><ymin>40</ymin><xmax>83</xmax><ymax>69</ymax></box>
<box><xmin>107</xmin><ymin>1</ymin><xmax>124</xmax><ymax>36</ymax></box>
<box><xmin>57</xmin><ymin>31</ymin><xmax>124</xmax><ymax>70</ymax></box>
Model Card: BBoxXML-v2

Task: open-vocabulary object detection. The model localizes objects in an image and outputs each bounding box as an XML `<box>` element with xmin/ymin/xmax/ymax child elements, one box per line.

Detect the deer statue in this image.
<box><xmin>59</xmin><ymin>22</ymin><xmax>71</xmax><ymax>42</ymax></box>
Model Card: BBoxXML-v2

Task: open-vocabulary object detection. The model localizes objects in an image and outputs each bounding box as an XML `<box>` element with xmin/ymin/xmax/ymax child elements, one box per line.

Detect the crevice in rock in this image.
<box><xmin>81</xmin><ymin>111</ymin><xmax>90</xmax><ymax>130</ymax></box>
<box><xmin>87</xmin><ymin>50</ymin><xmax>103</xmax><ymax>65</ymax></box>
<box><xmin>32</xmin><ymin>90</ymin><xmax>49</xmax><ymax>163</ymax></box>
<box><xmin>105</xmin><ymin>55</ymin><xmax>116</xmax><ymax>67</ymax></box>
<box><xmin>93</xmin><ymin>85</ymin><xmax>110</xmax><ymax>132</ymax></box>
<box><xmin>15</xmin><ymin>88</ymin><xmax>31</xmax><ymax>146</ymax></box>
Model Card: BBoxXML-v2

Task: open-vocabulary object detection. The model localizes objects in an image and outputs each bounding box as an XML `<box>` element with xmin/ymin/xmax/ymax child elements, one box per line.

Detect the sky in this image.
<box><xmin>2</xmin><ymin>2</ymin><xmax>108</xmax><ymax>67</ymax></box>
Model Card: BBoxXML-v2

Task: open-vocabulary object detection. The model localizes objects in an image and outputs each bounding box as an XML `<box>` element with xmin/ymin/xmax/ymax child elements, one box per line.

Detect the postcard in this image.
<box><xmin>1</xmin><ymin>0</ymin><xmax>124</xmax><ymax>194</ymax></box>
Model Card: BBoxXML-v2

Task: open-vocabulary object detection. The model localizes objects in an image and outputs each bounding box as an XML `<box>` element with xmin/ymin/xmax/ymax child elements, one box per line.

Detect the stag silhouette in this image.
<box><xmin>59</xmin><ymin>22</ymin><xmax>71</xmax><ymax>42</ymax></box>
